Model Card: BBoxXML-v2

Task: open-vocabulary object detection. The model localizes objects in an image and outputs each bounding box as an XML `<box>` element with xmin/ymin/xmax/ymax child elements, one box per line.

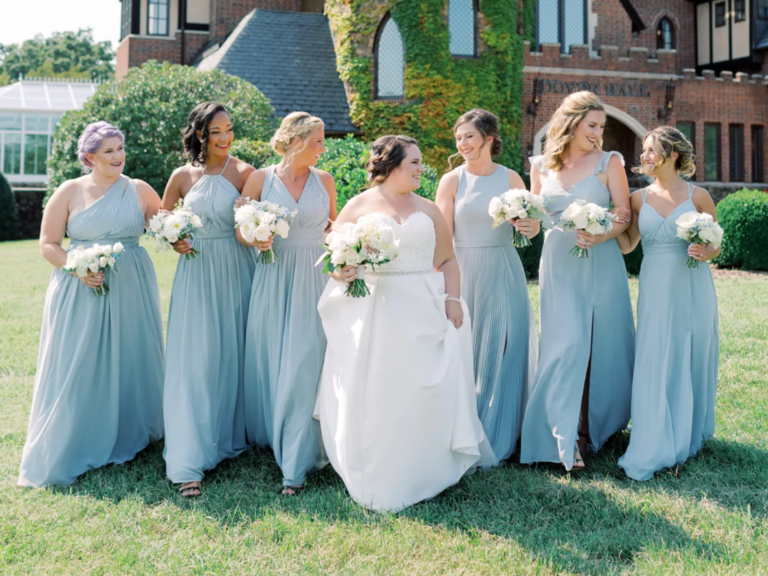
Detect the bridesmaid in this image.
<box><xmin>435</xmin><ymin>109</ymin><xmax>539</xmax><ymax>462</ymax></box>
<box><xmin>519</xmin><ymin>91</ymin><xmax>634</xmax><ymax>471</ymax></box>
<box><xmin>238</xmin><ymin>112</ymin><xmax>337</xmax><ymax>495</ymax></box>
<box><xmin>162</xmin><ymin>102</ymin><xmax>257</xmax><ymax>497</ymax></box>
<box><xmin>19</xmin><ymin>121</ymin><xmax>164</xmax><ymax>487</ymax></box>
<box><xmin>617</xmin><ymin>126</ymin><xmax>719</xmax><ymax>481</ymax></box>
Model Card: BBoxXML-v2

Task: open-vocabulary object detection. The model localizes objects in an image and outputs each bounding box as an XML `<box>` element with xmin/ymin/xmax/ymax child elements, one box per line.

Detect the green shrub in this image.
<box><xmin>233</xmin><ymin>134</ymin><xmax>439</xmax><ymax>210</ymax></box>
<box><xmin>623</xmin><ymin>242</ymin><xmax>643</xmax><ymax>276</ymax></box>
<box><xmin>46</xmin><ymin>61</ymin><xmax>277</xmax><ymax>202</ymax></box>
<box><xmin>713</xmin><ymin>188</ymin><xmax>768</xmax><ymax>271</ymax></box>
<box><xmin>0</xmin><ymin>172</ymin><xmax>19</xmax><ymax>241</ymax></box>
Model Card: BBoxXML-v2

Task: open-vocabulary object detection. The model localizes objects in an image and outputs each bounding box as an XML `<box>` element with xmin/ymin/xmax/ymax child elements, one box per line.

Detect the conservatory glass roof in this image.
<box><xmin>0</xmin><ymin>80</ymin><xmax>100</xmax><ymax>112</ymax></box>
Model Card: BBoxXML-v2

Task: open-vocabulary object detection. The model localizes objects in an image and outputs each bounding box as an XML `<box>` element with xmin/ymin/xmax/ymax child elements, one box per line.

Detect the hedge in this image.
<box><xmin>713</xmin><ymin>188</ymin><xmax>768</xmax><ymax>271</ymax></box>
<box><xmin>0</xmin><ymin>171</ymin><xmax>19</xmax><ymax>241</ymax></box>
<box><xmin>46</xmin><ymin>61</ymin><xmax>277</xmax><ymax>203</ymax></box>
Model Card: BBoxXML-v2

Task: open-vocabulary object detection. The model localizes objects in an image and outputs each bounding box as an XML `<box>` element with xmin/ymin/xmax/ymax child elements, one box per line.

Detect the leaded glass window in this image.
<box><xmin>148</xmin><ymin>0</ymin><xmax>169</xmax><ymax>36</ymax></box>
<box><xmin>449</xmin><ymin>0</ymin><xmax>476</xmax><ymax>57</ymax></box>
<box><xmin>537</xmin><ymin>0</ymin><xmax>587</xmax><ymax>53</ymax></box>
<box><xmin>376</xmin><ymin>15</ymin><xmax>405</xmax><ymax>99</ymax></box>
<box><xmin>704</xmin><ymin>123</ymin><xmax>721</xmax><ymax>181</ymax></box>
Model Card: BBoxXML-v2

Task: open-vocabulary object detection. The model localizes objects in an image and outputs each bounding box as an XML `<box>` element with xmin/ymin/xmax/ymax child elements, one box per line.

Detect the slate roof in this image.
<box><xmin>198</xmin><ymin>9</ymin><xmax>358</xmax><ymax>134</ymax></box>
<box><xmin>756</xmin><ymin>27</ymin><xmax>768</xmax><ymax>50</ymax></box>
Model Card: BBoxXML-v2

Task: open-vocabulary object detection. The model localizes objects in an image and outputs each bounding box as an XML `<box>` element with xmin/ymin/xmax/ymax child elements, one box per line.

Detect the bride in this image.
<box><xmin>314</xmin><ymin>135</ymin><xmax>496</xmax><ymax>512</ymax></box>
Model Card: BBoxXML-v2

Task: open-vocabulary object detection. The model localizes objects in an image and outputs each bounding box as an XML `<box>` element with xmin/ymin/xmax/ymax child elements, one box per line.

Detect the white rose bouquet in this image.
<box><xmin>558</xmin><ymin>199</ymin><xmax>616</xmax><ymax>258</ymax></box>
<box><xmin>316</xmin><ymin>214</ymin><xmax>400</xmax><ymax>297</ymax></box>
<box><xmin>488</xmin><ymin>188</ymin><xmax>548</xmax><ymax>247</ymax></box>
<box><xmin>146</xmin><ymin>199</ymin><xmax>203</xmax><ymax>260</ymax></box>
<box><xmin>234</xmin><ymin>199</ymin><xmax>297</xmax><ymax>264</ymax></box>
<box><xmin>675</xmin><ymin>211</ymin><xmax>723</xmax><ymax>269</ymax></box>
<box><xmin>62</xmin><ymin>242</ymin><xmax>124</xmax><ymax>296</ymax></box>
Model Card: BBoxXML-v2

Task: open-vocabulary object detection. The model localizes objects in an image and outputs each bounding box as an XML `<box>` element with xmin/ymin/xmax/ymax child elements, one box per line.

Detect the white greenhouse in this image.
<box><xmin>0</xmin><ymin>78</ymin><xmax>100</xmax><ymax>188</ymax></box>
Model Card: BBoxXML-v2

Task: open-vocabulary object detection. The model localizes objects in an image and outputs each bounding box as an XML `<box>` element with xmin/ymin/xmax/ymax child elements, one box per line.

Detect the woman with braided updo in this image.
<box><xmin>162</xmin><ymin>102</ymin><xmax>258</xmax><ymax>498</ymax></box>
<box><xmin>617</xmin><ymin>126</ymin><xmax>719</xmax><ymax>481</ymax></box>
<box><xmin>238</xmin><ymin>111</ymin><xmax>337</xmax><ymax>495</ymax></box>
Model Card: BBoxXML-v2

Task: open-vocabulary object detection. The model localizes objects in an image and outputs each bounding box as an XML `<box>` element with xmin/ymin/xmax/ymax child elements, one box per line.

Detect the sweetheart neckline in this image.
<box><xmin>367</xmin><ymin>211</ymin><xmax>431</xmax><ymax>227</ymax></box>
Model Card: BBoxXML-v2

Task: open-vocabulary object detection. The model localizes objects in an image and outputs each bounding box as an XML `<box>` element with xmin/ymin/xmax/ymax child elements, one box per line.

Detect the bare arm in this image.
<box><xmin>429</xmin><ymin>202</ymin><xmax>463</xmax><ymax>329</ymax></box>
<box><xmin>317</xmin><ymin>170</ymin><xmax>339</xmax><ymax>227</ymax></box>
<box><xmin>39</xmin><ymin>183</ymin><xmax>75</xmax><ymax>270</ymax></box>
<box><xmin>435</xmin><ymin>170</ymin><xmax>459</xmax><ymax>236</ymax></box>
<box><xmin>135</xmin><ymin>179</ymin><xmax>161</xmax><ymax>227</ymax></box>
<box><xmin>529</xmin><ymin>165</ymin><xmax>542</xmax><ymax>197</ymax></box>
<box><xmin>690</xmin><ymin>186</ymin><xmax>721</xmax><ymax>262</ymax></box>
<box><xmin>161</xmin><ymin>168</ymin><xmax>195</xmax><ymax>255</ymax></box>
<box><xmin>616</xmin><ymin>191</ymin><xmax>643</xmax><ymax>254</ymax></box>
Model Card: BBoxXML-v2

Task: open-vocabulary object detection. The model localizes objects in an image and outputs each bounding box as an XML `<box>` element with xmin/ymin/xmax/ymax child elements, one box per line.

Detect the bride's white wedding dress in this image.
<box><xmin>314</xmin><ymin>211</ymin><xmax>497</xmax><ymax>512</ymax></box>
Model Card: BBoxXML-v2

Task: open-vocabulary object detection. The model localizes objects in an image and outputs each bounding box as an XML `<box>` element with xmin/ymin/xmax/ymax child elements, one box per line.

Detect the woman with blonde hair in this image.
<box><xmin>520</xmin><ymin>91</ymin><xmax>634</xmax><ymax>471</ymax></box>
<box><xmin>436</xmin><ymin>109</ymin><xmax>539</xmax><ymax>462</ymax></box>
<box><xmin>238</xmin><ymin>111</ymin><xmax>337</xmax><ymax>494</ymax></box>
<box><xmin>616</xmin><ymin>126</ymin><xmax>719</xmax><ymax>480</ymax></box>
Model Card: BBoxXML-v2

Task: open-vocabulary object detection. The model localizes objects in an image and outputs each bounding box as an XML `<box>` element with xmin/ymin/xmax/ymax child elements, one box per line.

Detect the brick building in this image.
<box><xmin>117</xmin><ymin>0</ymin><xmax>768</xmax><ymax>188</ymax></box>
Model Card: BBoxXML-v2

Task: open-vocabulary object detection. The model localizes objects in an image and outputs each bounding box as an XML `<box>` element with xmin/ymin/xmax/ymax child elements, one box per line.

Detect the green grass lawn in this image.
<box><xmin>1</xmin><ymin>239</ymin><xmax>766</xmax><ymax>575</ymax></box>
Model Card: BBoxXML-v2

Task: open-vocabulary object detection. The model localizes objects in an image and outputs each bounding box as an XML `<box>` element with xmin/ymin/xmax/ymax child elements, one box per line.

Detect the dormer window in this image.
<box><xmin>375</xmin><ymin>14</ymin><xmax>405</xmax><ymax>99</ymax></box>
<box><xmin>448</xmin><ymin>0</ymin><xmax>478</xmax><ymax>57</ymax></box>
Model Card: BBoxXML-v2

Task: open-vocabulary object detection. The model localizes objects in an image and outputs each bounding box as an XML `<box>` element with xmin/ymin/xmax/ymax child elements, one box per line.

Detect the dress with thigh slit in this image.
<box><xmin>520</xmin><ymin>151</ymin><xmax>634</xmax><ymax>470</ymax></box>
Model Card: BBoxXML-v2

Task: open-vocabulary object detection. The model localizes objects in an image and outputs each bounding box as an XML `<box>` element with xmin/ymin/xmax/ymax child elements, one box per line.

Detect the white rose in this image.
<box><xmin>572</xmin><ymin>212</ymin><xmax>589</xmax><ymax>229</ymax></box>
<box><xmin>191</xmin><ymin>215</ymin><xmax>203</xmax><ymax>228</ymax></box>
<box><xmin>488</xmin><ymin>197</ymin><xmax>503</xmax><ymax>217</ymax></box>
<box><xmin>254</xmin><ymin>224</ymin><xmax>272</xmax><ymax>242</ymax></box>
<box><xmin>275</xmin><ymin>219</ymin><xmax>290</xmax><ymax>238</ymax></box>
<box><xmin>676</xmin><ymin>211</ymin><xmax>698</xmax><ymax>230</ymax></box>
<box><xmin>517</xmin><ymin>209</ymin><xmax>528</xmax><ymax>219</ymax></box>
<box><xmin>342</xmin><ymin>248</ymin><xmax>361</xmax><ymax>266</ymax></box>
<box><xmin>99</xmin><ymin>257</ymin><xmax>108</xmax><ymax>267</ymax></box>
<box><xmin>586</xmin><ymin>221</ymin><xmax>605</xmax><ymax>235</ymax></box>
<box><xmin>112</xmin><ymin>242</ymin><xmax>124</xmax><ymax>254</ymax></box>
<box><xmin>711</xmin><ymin>223</ymin><xmax>724</xmax><ymax>248</ymax></box>
<box><xmin>88</xmin><ymin>262</ymin><xmax>100</xmax><ymax>273</ymax></box>
<box><xmin>561</xmin><ymin>202</ymin><xmax>583</xmax><ymax>221</ymax></box>
<box><xmin>698</xmin><ymin>226</ymin><xmax>716</xmax><ymax>245</ymax></box>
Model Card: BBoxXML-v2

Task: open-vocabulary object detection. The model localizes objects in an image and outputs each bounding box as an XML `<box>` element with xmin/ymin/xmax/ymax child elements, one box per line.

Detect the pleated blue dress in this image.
<box><xmin>18</xmin><ymin>176</ymin><xmax>164</xmax><ymax>488</ymax></box>
<box><xmin>244</xmin><ymin>165</ymin><xmax>329</xmax><ymax>487</ymax></box>
<box><xmin>163</xmin><ymin>157</ymin><xmax>257</xmax><ymax>484</ymax></box>
<box><xmin>452</xmin><ymin>164</ymin><xmax>538</xmax><ymax>462</ymax></box>
<box><xmin>618</xmin><ymin>183</ymin><xmax>719</xmax><ymax>480</ymax></box>
<box><xmin>520</xmin><ymin>151</ymin><xmax>634</xmax><ymax>470</ymax></box>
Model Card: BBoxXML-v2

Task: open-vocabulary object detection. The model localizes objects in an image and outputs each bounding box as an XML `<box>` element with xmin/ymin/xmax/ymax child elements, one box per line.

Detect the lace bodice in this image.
<box><xmin>367</xmin><ymin>211</ymin><xmax>435</xmax><ymax>275</ymax></box>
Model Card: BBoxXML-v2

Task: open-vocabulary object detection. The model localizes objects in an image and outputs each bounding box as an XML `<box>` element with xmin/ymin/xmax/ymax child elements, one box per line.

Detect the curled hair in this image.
<box><xmin>77</xmin><ymin>121</ymin><xmax>125</xmax><ymax>171</ymax></box>
<box><xmin>543</xmin><ymin>91</ymin><xmax>606</xmax><ymax>172</ymax></box>
<box><xmin>632</xmin><ymin>126</ymin><xmax>696</xmax><ymax>179</ymax></box>
<box><xmin>270</xmin><ymin>111</ymin><xmax>324</xmax><ymax>171</ymax></box>
<box><xmin>448</xmin><ymin>108</ymin><xmax>503</xmax><ymax>169</ymax></box>
<box><xmin>366</xmin><ymin>135</ymin><xmax>418</xmax><ymax>185</ymax></box>
<box><xmin>182</xmin><ymin>101</ymin><xmax>230</xmax><ymax>166</ymax></box>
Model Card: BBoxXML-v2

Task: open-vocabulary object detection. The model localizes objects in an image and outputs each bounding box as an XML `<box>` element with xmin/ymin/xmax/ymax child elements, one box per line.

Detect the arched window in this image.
<box><xmin>656</xmin><ymin>17</ymin><xmax>674</xmax><ymax>50</ymax></box>
<box><xmin>375</xmin><ymin>14</ymin><xmax>405</xmax><ymax>99</ymax></box>
<box><xmin>449</xmin><ymin>0</ymin><xmax>477</xmax><ymax>57</ymax></box>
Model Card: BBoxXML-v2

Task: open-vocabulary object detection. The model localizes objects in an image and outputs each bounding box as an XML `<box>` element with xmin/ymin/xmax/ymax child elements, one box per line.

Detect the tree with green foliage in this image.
<box><xmin>0</xmin><ymin>29</ymin><xmax>114</xmax><ymax>82</ymax></box>
<box><xmin>46</xmin><ymin>62</ymin><xmax>277</xmax><ymax>201</ymax></box>
<box><xmin>0</xmin><ymin>171</ymin><xmax>19</xmax><ymax>241</ymax></box>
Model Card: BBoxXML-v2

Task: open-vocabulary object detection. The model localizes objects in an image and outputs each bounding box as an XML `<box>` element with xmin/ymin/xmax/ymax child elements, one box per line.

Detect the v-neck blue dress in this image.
<box><xmin>244</xmin><ymin>165</ymin><xmax>330</xmax><ymax>487</ymax></box>
<box><xmin>618</xmin><ymin>183</ymin><xmax>719</xmax><ymax>480</ymax></box>
<box><xmin>520</xmin><ymin>151</ymin><xmax>635</xmax><ymax>470</ymax></box>
<box><xmin>163</xmin><ymin>157</ymin><xmax>258</xmax><ymax>483</ymax></box>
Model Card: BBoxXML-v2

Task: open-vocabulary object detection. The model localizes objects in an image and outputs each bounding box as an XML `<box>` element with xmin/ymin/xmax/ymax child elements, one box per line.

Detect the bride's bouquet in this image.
<box><xmin>316</xmin><ymin>214</ymin><xmax>400</xmax><ymax>297</ymax></box>
<box><xmin>146</xmin><ymin>200</ymin><xmax>203</xmax><ymax>260</ymax></box>
<box><xmin>488</xmin><ymin>188</ymin><xmax>547</xmax><ymax>248</ymax></box>
<box><xmin>234</xmin><ymin>199</ymin><xmax>297</xmax><ymax>264</ymax></box>
<box><xmin>63</xmin><ymin>242</ymin><xmax>124</xmax><ymax>296</ymax></box>
<box><xmin>558</xmin><ymin>199</ymin><xmax>616</xmax><ymax>258</ymax></box>
<box><xmin>675</xmin><ymin>211</ymin><xmax>723</xmax><ymax>268</ymax></box>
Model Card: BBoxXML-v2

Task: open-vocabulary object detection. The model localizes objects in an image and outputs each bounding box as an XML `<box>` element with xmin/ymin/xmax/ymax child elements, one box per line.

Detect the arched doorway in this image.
<box><xmin>532</xmin><ymin>104</ymin><xmax>648</xmax><ymax>188</ymax></box>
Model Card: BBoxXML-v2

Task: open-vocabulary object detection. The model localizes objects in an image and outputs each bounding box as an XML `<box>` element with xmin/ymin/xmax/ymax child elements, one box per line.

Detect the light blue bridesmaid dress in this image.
<box><xmin>520</xmin><ymin>151</ymin><xmax>634</xmax><ymax>470</ymax></box>
<box><xmin>18</xmin><ymin>176</ymin><xmax>164</xmax><ymax>487</ymax></box>
<box><xmin>163</xmin><ymin>156</ymin><xmax>257</xmax><ymax>484</ymax></box>
<box><xmin>452</xmin><ymin>164</ymin><xmax>538</xmax><ymax>462</ymax></box>
<box><xmin>618</xmin><ymin>183</ymin><xmax>719</xmax><ymax>480</ymax></box>
<box><xmin>244</xmin><ymin>165</ymin><xmax>329</xmax><ymax>487</ymax></box>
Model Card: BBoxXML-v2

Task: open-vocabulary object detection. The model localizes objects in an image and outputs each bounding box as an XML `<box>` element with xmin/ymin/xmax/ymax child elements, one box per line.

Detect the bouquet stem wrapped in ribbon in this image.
<box><xmin>675</xmin><ymin>211</ymin><xmax>723</xmax><ymax>268</ymax></box>
<box><xmin>146</xmin><ymin>200</ymin><xmax>203</xmax><ymax>260</ymax></box>
<box><xmin>558</xmin><ymin>199</ymin><xmax>616</xmax><ymax>258</ymax></box>
<box><xmin>488</xmin><ymin>188</ymin><xmax>547</xmax><ymax>248</ymax></box>
<box><xmin>316</xmin><ymin>214</ymin><xmax>400</xmax><ymax>297</ymax></box>
<box><xmin>63</xmin><ymin>242</ymin><xmax>124</xmax><ymax>296</ymax></box>
<box><xmin>234</xmin><ymin>200</ymin><xmax>297</xmax><ymax>264</ymax></box>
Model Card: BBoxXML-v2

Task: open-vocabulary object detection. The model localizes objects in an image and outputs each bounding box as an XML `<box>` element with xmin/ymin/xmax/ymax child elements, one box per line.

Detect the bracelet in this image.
<box><xmin>445</xmin><ymin>296</ymin><xmax>461</xmax><ymax>304</ymax></box>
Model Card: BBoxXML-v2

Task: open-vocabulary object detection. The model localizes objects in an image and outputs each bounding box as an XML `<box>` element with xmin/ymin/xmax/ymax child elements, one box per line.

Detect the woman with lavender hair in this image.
<box><xmin>18</xmin><ymin>121</ymin><xmax>165</xmax><ymax>488</ymax></box>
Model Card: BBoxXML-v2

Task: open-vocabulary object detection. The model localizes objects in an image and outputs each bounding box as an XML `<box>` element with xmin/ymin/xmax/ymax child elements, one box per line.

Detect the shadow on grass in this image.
<box><xmin>44</xmin><ymin>431</ymin><xmax>768</xmax><ymax>574</ymax></box>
